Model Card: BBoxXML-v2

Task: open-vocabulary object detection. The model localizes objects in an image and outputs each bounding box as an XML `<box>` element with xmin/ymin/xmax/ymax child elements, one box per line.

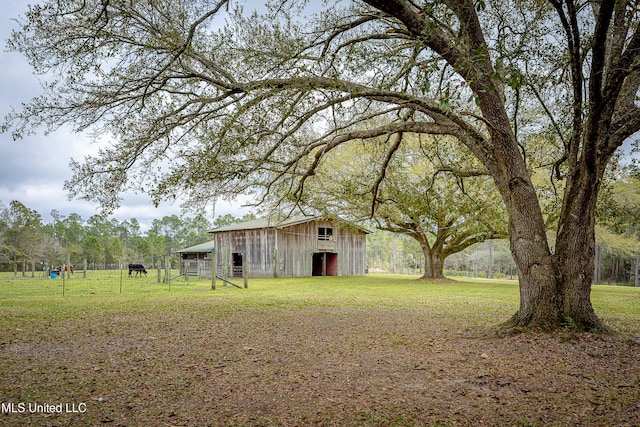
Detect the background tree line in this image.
<box><xmin>2</xmin><ymin>163</ymin><xmax>638</xmax><ymax>285</ymax></box>
<box><xmin>0</xmin><ymin>204</ymin><xmax>256</xmax><ymax>275</ymax></box>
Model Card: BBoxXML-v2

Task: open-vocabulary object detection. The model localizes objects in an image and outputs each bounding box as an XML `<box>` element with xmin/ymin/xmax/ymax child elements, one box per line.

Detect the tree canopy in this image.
<box><xmin>4</xmin><ymin>0</ymin><xmax>640</xmax><ymax>331</ymax></box>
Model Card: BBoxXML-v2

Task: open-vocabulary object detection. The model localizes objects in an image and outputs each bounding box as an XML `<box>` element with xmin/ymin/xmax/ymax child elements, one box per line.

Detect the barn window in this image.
<box><xmin>318</xmin><ymin>227</ymin><xmax>333</xmax><ymax>241</ymax></box>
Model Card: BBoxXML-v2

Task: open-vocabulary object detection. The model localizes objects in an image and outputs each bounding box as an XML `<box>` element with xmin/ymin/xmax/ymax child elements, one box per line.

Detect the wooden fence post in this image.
<box><xmin>211</xmin><ymin>249</ymin><xmax>217</xmax><ymax>290</ymax></box>
<box><xmin>243</xmin><ymin>255</ymin><xmax>248</xmax><ymax>289</ymax></box>
<box><xmin>165</xmin><ymin>255</ymin><xmax>170</xmax><ymax>285</ymax></box>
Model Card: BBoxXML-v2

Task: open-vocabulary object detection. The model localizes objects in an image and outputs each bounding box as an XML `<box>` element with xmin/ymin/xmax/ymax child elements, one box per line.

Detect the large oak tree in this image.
<box><xmin>288</xmin><ymin>134</ymin><xmax>508</xmax><ymax>279</ymax></box>
<box><xmin>4</xmin><ymin>0</ymin><xmax>640</xmax><ymax>331</ymax></box>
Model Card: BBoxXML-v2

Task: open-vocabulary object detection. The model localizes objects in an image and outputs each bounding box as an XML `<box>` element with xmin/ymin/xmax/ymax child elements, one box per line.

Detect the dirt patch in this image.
<box><xmin>1</xmin><ymin>304</ymin><xmax>639</xmax><ymax>426</ymax></box>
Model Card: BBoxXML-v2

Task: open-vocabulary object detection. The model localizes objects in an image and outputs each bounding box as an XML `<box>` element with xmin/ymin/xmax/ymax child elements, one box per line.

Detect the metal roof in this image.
<box><xmin>175</xmin><ymin>239</ymin><xmax>215</xmax><ymax>253</ymax></box>
<box><xmin>209</xmin><ymin>215</ymin><xmax>322</xmax><ymax>233</ymax></box>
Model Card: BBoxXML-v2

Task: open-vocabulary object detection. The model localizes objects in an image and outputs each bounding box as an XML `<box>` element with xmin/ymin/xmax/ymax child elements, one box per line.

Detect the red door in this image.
<box><xmin>326</xmin><ymin>253</ymin><xmax>338</xmax><ymax>276</ymax></box>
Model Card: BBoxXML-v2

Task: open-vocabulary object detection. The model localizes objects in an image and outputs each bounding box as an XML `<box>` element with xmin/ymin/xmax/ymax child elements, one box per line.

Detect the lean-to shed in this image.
<box><xmin>176</xmin><ymin>240</ymin><xmax>215</xmax><ymax>277</ymax></box>
<box><xmin>211</xmin><ymin>216</ymin><xmax>368</xmax><ymax>278</ymax></box>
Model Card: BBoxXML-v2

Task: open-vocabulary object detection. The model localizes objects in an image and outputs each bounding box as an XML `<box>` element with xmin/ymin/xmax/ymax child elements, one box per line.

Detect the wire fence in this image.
<box><xmin>0</xmin><ymin>268</ymin><xmax>225</xmax><ymax>298</ymax></box>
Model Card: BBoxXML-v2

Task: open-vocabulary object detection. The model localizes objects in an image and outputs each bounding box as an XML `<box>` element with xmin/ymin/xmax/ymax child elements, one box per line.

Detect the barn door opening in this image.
<box><xmin>232</xmin><ymin>253</ymin><xmax>243</xmax><ymax>277</ymax></box>
<box><xmin>312</xmin><ymin>252</ymin><xmax>338</xmax><ymax>276</ymax></box>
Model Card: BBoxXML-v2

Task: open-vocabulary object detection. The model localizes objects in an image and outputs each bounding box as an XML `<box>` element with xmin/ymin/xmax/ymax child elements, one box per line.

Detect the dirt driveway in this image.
<box><xmin>2</xmin><ymin>303</ymin><xmax>639</xmax><ymax>426</ymax></box>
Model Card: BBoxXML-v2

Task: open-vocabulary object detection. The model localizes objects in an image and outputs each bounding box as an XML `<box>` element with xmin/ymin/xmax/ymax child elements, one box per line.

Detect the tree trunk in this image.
<box><xmin>482</xmin><ymin>115</ymin><xmax>607</xmax><ymax>331</ymax></box>
<box><xmin>13</xmin><ymin>252</ymin><xmax>18</xmax><ymax>278</ymax></box>
<box><xmin>422</xmin><ymin>249</ymin><xmax>444</xmax><ymax>279</ymax></box>
<box><xmin>504</xmin><ymin>215</ymin><xmax>562</xmax><ymax>330</ymax></box>
<box><xmin>503</xmin><ymin>169</ymin><xmax>607</xmax><ymax>332</ymax></box>
<box><xmin>554</xmin><ymin>168</ymin><xmax>606</xmax><ymax>332</ymax></box>
<box><xmin>635</xmin><ymin>251</ymin><xmax>639</xmax><ymax>288</ymax></box>
<box><xmin>494</xmin><ymin>154</ymin><xmax>564</xmax><ymax>330</ymax></box>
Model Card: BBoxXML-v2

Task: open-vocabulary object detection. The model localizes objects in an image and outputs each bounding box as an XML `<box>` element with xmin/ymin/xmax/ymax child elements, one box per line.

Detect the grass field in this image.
<box><xmin>1</xmin><ymin>273</ymin><xmax>639</xmax><ymax>426</ymax></box>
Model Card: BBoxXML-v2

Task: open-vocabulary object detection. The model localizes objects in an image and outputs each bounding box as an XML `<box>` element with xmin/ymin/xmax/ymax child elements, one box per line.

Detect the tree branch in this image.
<box><xmin>549</xmin><ymin>0</ymin><xmax>583</xmax><ymax>170</ymax></box>
<box><xmin>371</xmin><ymin>132</ymin><xmax>403</xmax><ymax>217</ymax></box>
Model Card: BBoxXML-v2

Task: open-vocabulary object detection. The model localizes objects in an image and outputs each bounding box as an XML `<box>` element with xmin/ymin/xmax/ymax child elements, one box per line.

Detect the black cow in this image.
<box><xmin>128</xmin><ymin>263</ymin><xmax>148</xmax><ymax>277</ymax></box>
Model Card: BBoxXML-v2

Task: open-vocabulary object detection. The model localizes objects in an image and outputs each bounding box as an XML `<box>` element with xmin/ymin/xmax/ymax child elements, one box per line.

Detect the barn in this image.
<box><xmin>209</xmin><ymin>215</ymin><xmax>368</xmax><ymax>278</ymax></box>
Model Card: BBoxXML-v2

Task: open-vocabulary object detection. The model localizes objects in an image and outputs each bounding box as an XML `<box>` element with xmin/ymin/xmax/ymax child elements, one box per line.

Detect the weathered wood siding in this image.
<box><xmin>335</xmin><ymin>228</ymin><xmax>368</xmax><ymax>276</ymax></box>
<box><xmin>213</xmin><ymin>219</ymin><xmax>366</xmax><ymax>278</ymax></box>
<box><xmin>214</xmin><ymin>228</ymin><xmax>276</xmax><ymax>278</ymax></box>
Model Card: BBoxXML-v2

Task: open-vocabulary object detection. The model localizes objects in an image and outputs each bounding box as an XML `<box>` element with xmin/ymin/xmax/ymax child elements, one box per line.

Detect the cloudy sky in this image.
<box><xmin>0</xmin><ymin>0</ymin><xmax>251</xmax><ymax>230</ymax></box>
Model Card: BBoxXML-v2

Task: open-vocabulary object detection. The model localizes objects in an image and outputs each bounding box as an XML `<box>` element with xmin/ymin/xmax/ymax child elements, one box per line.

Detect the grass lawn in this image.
<box><xmin>0</xmin><ymin>273</ymin><xmax>638</xmax><ymax>426</ymax></box>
